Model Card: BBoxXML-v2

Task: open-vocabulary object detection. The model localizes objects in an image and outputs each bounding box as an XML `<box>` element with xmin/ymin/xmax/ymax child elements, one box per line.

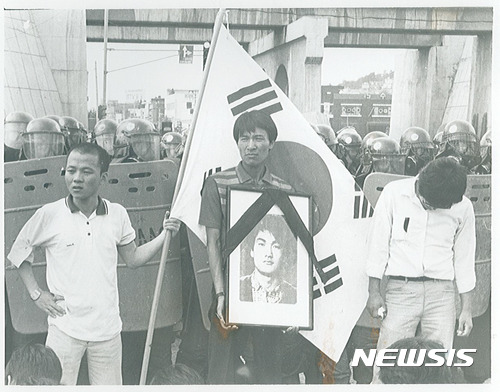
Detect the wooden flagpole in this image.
<box><xmin>139</xmin><ymin>8</ymin><xmax>226</xmax><ymax>385</ymax></box>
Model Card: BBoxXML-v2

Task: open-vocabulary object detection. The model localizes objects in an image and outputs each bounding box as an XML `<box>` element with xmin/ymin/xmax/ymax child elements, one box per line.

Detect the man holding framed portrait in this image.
<box><xmin>199</xmin><ymin>110</ymin><xmax>312</xmax><ymax>384</ymax></box>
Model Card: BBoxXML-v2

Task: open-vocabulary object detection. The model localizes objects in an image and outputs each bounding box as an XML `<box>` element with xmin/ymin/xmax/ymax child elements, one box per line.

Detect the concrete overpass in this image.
<box><xmin>86</xmin><ymin>8</ymin><xmax>492</xmax><ymax>48</ymax></box>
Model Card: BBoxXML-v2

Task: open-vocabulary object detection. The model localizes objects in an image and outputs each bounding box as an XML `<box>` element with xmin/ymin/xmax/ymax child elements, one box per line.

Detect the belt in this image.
<box><xmin>387</xmin><ymin>275</ymin><xmax>446</xmax><ymax>282</ymax></box>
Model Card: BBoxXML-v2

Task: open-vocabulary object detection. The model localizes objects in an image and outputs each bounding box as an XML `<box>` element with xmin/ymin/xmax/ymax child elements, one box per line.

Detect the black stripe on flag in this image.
<box><xmin>227</xmin><ymin>79</ymin><xmax>283</xmax><ymax>117</ymax></box>
<box><xmin>231</xmin><ymin>91</ymin><xmax>279</xmax><ymax>116</ymax></box>
<box><xmin>227</xmin><ymin>80</ymin><xmax>272</xmax><ymax>103</ymax></box>
<box><xmin>324</xmin><ymin>278</ymin><xmax>343</xmax><ymax>294</ymax></box>
<box><xmin>259</xmin><ymin>103</ymin><xmax>283</xmax><ymax>116</ymax></box>
<box><xmin>312</xmin><ymin>254</ymin><xmax>342</xmax><ymax>300</ymax></box>
<box><xmin>353</xmin><ymin>195</ymin><xmax>360</xmax><ymax>219</ymax></box>
<box><xmin>369</xmin><ymin>206</ymin><xmax>374</xmax><ymax>217</ymax></box>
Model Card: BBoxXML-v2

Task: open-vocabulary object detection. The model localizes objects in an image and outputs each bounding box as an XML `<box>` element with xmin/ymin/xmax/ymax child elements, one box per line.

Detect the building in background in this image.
<box><xmin>164</xmin><ymin>89</ymin><xmax>198</xmax><ymax>132</ymax></box>
<box><xmin>149</xmin><ymin>96</ymin><xmax>165</xmax><ymax>130</ymax></box>
<box><xmin>322</xmin><ymin>85</ymin><xmax>392</xmax><ymax>138</ymax></box>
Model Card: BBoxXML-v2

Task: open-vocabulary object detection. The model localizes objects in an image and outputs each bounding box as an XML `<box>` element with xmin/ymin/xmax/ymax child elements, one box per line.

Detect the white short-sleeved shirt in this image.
<box><xmin>8</xmin><ymin>196</ymin><xmax>136</xmax><ymax>341</ymax></box>
<box><xmin>365</xmin><ymin>177</ymin><xmax>476</xmax><ymax>293</ymax></box>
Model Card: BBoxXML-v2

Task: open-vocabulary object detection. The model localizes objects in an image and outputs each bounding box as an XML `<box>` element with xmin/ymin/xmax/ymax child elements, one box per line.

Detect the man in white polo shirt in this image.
<box><xmin>366</xmin><ymin>157</ymin><xmax>476</xmax><ymax>383</ymax></box>
<box><xmin>8</xmin><ymin>143</ymin><xmax>180</xmax><ymax>385</ymax></box>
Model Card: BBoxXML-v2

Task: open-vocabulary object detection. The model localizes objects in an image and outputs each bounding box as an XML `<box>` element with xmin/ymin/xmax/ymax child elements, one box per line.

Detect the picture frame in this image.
<box><xmin>225</xmin><ymin>186</ymin><xmax>313</xmax><ymax>329</ymax></box>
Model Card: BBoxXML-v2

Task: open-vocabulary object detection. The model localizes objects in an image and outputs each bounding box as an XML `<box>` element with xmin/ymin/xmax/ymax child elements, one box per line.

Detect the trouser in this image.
<box><xmin>206</xmin><ymin>293</ymin><xmax>283</xmax><ymax>385</ymax></box>
<box><xmin>372</xmin><ymin>279</ymin><xmax>456</xmax><ymax>383</ymax></box>
<box><xmin>46</xmin><ymin>325</ymin><xmax>122</xmax><ymax>385</ymax></box>
<box><xmin>334</xmin><ymin>325</ymin><xmax>379</xmax><ymax>384</ymax></box>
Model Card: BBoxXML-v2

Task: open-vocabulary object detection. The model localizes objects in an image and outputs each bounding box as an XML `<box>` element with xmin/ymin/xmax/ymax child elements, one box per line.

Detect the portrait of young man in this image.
<box><xmin>239</xmin><ymin>214</ymin><xmax>297</xmax><ymax>305</ymax></box>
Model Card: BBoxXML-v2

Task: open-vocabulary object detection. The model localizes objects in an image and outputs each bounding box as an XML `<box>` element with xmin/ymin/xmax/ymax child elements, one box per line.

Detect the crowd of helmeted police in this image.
<box><xmin>3</xmin><ymin>111</ymin><xmax>492</xmax><ymax>180</ymax></box>
<box><xmin>3</xmin><ymin>113</ymin><xmax>185</xmax><ymax>164</ymax></box>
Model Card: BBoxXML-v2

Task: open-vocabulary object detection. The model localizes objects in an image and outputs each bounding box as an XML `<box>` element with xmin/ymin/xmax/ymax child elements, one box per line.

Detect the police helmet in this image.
<box><xmin>337</xmin><ymin>127</ymin><xmax>362</xmax><ymax>169</ymax></box>
<box><xmin>369</xmin><ymin>137</ymin><xmax>406</xmax><ymax>174</ymax></box>
<box><xmin>22</xmin><ymin>118</ymin><xmax>65</xmax><ymax>159</ymax></box>
<box><xmin>360</xmin><ymin>131</ymin><xmax>389</xmax><ymax>166</ymax></box>
<box><xmin>315</xmin><ymin>124</ymin><xmax>337</xmax><ymax>148</ymax></box>
<box><xmin>476</xmin><ymin>129</ymin><xmax>492</xmax><ymax>174</ymax></box>
<box><xmin>436</xmin><ymin>120</ymin><xmax>479</xmax><ymax>169</ymax></box>
<box><xmin>116</xmin><ymin>118</ymin><xmax>161</xmax><ymax>161</ymax></box>
<box><xmin>161</xmin><ymin>132</ymin><xmax>184</xmax><ymax>159</ymax></box>
<box><xmin>400</xmin><ymin>127</ymin><xmax>435</xmax><ymax>175</ymax></box>
<box><xmin>94</xmin><ymin>119</ymin><xmax>118</xmax><ymax>157</ymax></box>
<box><xmin>59</xmin><ymin>116</ymin><xmax>87</xmax><ymax>149</ymax></box>
<box><xmin>4</xmin><ymin>111</ymin><xmax>34</xmax><ymax>150</ymax></box>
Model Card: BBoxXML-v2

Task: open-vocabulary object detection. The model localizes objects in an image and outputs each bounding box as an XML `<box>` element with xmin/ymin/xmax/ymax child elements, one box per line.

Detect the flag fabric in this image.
<box><xmin>171</xmin><ymin>25</ymin><xmax>371</xmax><ymax>362</ymax></box>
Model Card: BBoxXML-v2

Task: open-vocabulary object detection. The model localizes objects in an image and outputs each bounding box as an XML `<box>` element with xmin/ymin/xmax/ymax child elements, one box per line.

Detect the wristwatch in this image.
<box><xmin>30</xmin><ymin>289</ymin><xmax>42</xmax><ymax>301</ymax></box>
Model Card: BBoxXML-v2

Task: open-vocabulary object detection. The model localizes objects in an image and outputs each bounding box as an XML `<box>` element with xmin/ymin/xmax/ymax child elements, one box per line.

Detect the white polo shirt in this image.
<box><xmin>8</xmin><ymin>196</ymin><xmax>136</xmax><ymax>341</ymax></box>
<box><xmin>365</xmin><ymin>177</ymin><xmax>476</xmax><ymax>294</ymax></box>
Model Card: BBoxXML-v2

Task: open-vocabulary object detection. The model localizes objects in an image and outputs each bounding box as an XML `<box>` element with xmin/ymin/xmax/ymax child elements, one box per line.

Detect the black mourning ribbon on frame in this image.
<box><xmin>222</xmin><ymin>188</ymin><xmax>328</xmax><ymax>283</ymax></box>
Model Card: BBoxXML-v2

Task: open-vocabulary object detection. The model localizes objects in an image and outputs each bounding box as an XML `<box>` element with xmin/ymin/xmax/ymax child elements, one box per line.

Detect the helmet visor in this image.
<box><xmin>65</xmin><ymin>130</ymin><xmax>87</xmax><ymax>149</ymax></box>
<box><xmin>372</xmin><ymin>154</ymin><xmax>406</xmax><ymax>174</ymax></box>
<box><xmin>130</xmin><ymin>133</ymin><xmax>161</xmax><ymax>161</ymax></box>
<box><xmin>445</xmin><ymin>133</ymin><xmax>479</xmax><ymax>157</ymax></box>
<box><xmin>96</xmin><ymin>133</ymin><xmax>115</xmax><ymax>156</ymax></box>
<box><xmin>4</xmin><ymin>123</ymin><xmax>28</xmax><ymax>149</ymax></box>
<box><xmin>21</xmin><ymin>132</ymin><xmax>66</xmax><ymax>159</ymax></box>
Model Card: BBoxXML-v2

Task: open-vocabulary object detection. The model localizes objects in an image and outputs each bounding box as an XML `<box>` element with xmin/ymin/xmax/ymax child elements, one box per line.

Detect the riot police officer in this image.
<box><xmin>59</xmin><ymin>116</ymin><xmax>87</xmax><ymax>152</ymax></box>
<box><xmin>4</xmin><ymin>111</ymin><xmax>34</xmax><ymax>162</ymax></box>
<box><xmin>435</xmin><ymin>120</ymin><xmax>480</xmax><ymax>171</ymax></box>
<box><xmin>369</xmin><ymin>137</ymin><xmax>406</xmax><ymax>175</ymax></box>
<box><xmin>399</xmin><ymin>127</ymin><xmax>435</xmax><ymax>176</ymax></box>
<box><xmin>315</xmin><ymin>124</ymin><xmax>338</xmax><ymax>154</ymax></box>
<box><xmin>114</xmin><ymin>118</ymin><xmax>161</xmax><ymax>163</ymax></box>
<box><xmin>336</xmin><ymin>127</ymin><xmax>362</xmax><ymax>175</ymax></box>
<box><xmin>474</xmin><ymin>129</ymin><xmax>492</xmax><ymax>174</ymax></box>
<box><xmin>161</xmin><ymin>132</ymin><xmax>184</xmax><ymax>160</ymax></box>
<box><xmin>354</xmin><ymin>131</ymin><xmax>388</xmax><ymax>187</ymax></box>
<box><xmin>94</xmin><ymin>119</ymin><xmax>118</xmax><ymax>157</ymax></box>
<box><xmin>21</xmin><ymin>118</ymin><xmax>65</xmax><ymax>159</ymax></box>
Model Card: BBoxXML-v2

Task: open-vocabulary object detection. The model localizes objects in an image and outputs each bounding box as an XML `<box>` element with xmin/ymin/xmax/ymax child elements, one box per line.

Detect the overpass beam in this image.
<box><xmin>324</xmin><ymin>31</ymin><xmax>442</xmax><ymax>49</ymax></box>
<box><xmin>86</xmin><ymin>25</ymin><xmax>265</xmax><ymax>45</ymax></box>
<box><xmin>248</xmin><ymin>16</ymin><xmax>329</xmax><ymax>114</ymax></box>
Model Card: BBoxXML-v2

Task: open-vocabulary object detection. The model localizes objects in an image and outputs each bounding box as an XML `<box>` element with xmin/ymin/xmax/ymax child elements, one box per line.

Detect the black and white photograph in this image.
<box><xmin>2</xmin><ymin>0</ymin><xmax>496</xmax><ymax>387</ymax></box>
<box><xmin>224</xmin><ymin>188</ymin><xmax>312</xmax><ymax>329</ymax></box>
<box><xmin>239</xmin><ymin>214</ymin><xmax>297</xmax><ymax>305</ymax></box>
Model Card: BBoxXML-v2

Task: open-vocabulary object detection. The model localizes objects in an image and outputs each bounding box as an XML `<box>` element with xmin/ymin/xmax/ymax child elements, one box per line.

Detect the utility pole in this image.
<box><xmin>102</xmin><ymin>9</ymin><xmax>109</xmax><ymax>107</ymax></box>
<box><xmin>95</xmin><ymin>61</ymin><xmax>99</xmax><ymax>114</ymax></box>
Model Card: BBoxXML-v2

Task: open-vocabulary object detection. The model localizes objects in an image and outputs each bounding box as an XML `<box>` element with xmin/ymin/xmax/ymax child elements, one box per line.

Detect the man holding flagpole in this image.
<box><xmin>199</xmin><ymin>110</ymin><xmax>298</xmax><ymax>384</ymax></box>
<box><xmin>170</xmin><ymin>14</ymin><xmax>372</xmax><ymax>385</ymax></box>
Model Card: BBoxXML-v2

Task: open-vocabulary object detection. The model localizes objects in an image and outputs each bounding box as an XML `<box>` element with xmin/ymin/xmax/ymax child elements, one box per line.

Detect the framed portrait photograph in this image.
<box><xmin>225</xmin><ymin>187</ymin><xmax>313</xmax><ymax>329</ymax></box>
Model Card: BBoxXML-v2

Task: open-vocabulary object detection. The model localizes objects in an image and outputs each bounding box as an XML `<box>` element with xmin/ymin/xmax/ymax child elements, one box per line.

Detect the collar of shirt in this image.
<box><xmin>400</xmin><ymin>177</ymin><xmax>424</xmax><ymax>209</ymax></box>
<box><xmin>250</xmin><ymin>270</ymin><xmax>282</xmax><ymax>303</ymax></box>
<box><xmin>65</xmin><ymin>194</ymin><xmax>108</xmax><ymax>216</ymax></box>
<box><xmin>235</xmin><ymin>162</ymin><xmax>273</xmax><ymax>185</ymax></box>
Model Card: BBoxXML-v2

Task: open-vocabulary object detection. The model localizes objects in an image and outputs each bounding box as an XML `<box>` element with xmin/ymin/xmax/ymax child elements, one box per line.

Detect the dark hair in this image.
<box><xmin>5</xmin><ymin>343</ymin><xmax>62</xmax><ymax>385</ymax></box>
<box><xmin>248</xmin><ymin>214</ymin><xmax>295</xmax><ymax>251</ymax></box>
<box><xmin>379</xmin><ymin>337</ymin><xmax>452</xmax><ymax>384</ymax></box>
<box><xmin>243</xmin><ymin>214</ymin><xmax>297</xmax><ymax>275</ymax></box>
<box><xmin>233</xmin><ymin>110</ymin><xmax>278</xmax><ymax>143</ymax></box>
<box><xmin>149</xmin><ymin>364</ymin><xmax>205</xmax><ymax>385</ymax></box>
<box><xmin>66</xmin><ymin>142</ymin><xmax>111</xmax><ymax>174</ymax></box>
<box><xmin>417</xmin><ymin>157</ymin><xmax>467</xmax><ymax>208</ymax></box>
